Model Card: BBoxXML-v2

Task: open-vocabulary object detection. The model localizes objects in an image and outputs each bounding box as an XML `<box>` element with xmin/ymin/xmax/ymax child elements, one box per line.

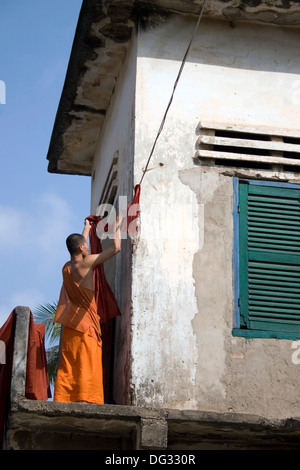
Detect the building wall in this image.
<box><xmin>91</xmin><ymin>35</ymin><xmax>137</xmax><ymax>405</ymax></box>
<box><xmin>129</xmin><ymin>16</ymin><xmax>300</xmax><ymax>418</ymax></box>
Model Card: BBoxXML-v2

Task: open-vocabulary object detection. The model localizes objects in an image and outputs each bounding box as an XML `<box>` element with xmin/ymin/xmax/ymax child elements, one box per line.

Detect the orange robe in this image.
<box><xmin>53</xmin><ymin>263</ymin><xmax>104</xmax><ymax>404</ymax></box>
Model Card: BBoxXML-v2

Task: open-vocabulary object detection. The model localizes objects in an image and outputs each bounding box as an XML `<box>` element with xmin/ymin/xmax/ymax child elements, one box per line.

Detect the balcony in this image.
<box><xmin>1</xmin><ymin>306</ymin><xmax>300</xmax><ymax>450</ymax></box>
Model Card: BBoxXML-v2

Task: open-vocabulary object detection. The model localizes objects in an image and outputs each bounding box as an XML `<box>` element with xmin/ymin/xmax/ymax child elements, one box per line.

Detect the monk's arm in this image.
<box><xmin>83</xmin><ymin>213</ymin><xmax>122</xmax><ymax>268</ymax></box>
<box><xmin>82</xmin><ymin>219</ymin><xmax>91</xmax><ymax>240</ymax></box>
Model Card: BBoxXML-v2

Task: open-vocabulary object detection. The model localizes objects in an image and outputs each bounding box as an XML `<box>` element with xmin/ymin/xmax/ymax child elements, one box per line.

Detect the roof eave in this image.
<box><xmin>46</xmin><ymin>0</ymin><xmax>300</xmax><ymax>176</ymax></box>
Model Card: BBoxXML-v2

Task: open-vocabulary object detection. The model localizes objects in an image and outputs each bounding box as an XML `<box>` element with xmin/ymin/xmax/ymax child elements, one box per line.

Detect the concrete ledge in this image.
<box><xmin>4</xmin><ymin>398</ymin><xmax>300</xmax><ymax>450</ymax></box>
<box><xmin>5</xmin><ymin>400</ymin><xmax>168</xmax><ymax>450</ymax></box>
<box><xmin>4</xmin><ymin>305</ymin><xmax>300</xmax><ymax>450</ymax></box>
<box><xmin>166</xmin><ymin>408</ymin><xmax>300</xmax><ymax>450</ymax></box>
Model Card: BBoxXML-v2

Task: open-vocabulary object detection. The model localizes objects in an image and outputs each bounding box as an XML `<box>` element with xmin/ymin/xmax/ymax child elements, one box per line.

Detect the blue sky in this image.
<box><xmin>0</xmin><ymin>0</ymin><xmax>91</xmax><ymax>328</ymax></box>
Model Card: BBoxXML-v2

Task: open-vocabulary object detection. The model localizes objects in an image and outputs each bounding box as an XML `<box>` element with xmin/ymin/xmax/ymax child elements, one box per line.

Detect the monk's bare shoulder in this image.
<box><xmin>69</xmin><ymin>260</ymin><xmax>94</xmax><ymax>291</ymax></box>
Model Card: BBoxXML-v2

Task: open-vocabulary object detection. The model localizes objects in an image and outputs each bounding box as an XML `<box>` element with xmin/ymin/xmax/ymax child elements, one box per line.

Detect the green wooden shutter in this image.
<box><xmin>239</xmin><ymin>182</ymin><xmax>300</xmax><ymax>335</ymax></box>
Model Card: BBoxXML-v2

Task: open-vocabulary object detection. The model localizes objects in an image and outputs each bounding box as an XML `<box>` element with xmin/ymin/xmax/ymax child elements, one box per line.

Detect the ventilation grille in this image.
<box><xmin>196</xmin><ymin>122</ymin><xmax>300</xmax><ymax>172</ymax></box>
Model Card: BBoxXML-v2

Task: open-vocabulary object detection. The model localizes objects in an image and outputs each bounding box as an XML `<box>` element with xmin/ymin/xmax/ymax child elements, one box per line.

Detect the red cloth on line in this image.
<box><xmin>123</xmin><ymin>184</ymin><xmax>141</xmax><ymax>236</ymax></box>
<box><xmin>86</xmin><ymin>184</ymin><xmax>141</xmax><ymax>321</ymax></box>
<box><xmin>25</xmin><ymin>316</ymin><xmax>52</xmax><ymax>401</ymax></box>
<box><xmin>0</xmin><ymin>310</ymin><xmax>51</xmax><ymax>446</ymax></box>
<box><xmin>93</xmin><ymin>184</ymin><xmax>141</xmax><ymax>237</ymax></box>
<box><xmin>85</xmin><ymin>215</ymin><xmax>121</xmax><ymax>324</ymax></box>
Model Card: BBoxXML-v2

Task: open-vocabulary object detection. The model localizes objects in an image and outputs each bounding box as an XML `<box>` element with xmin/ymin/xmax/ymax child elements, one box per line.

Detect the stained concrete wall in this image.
<box><xmin>129</xmin><ymin>17</ymin><xmax>300</xmax><ymax>417</ymax></box>
<box><xmin>91</xmin><ymin>14</ymin><xmax>300</xmax><ymax>417</ymax></box>
<box><xmin>91</xmin><ymin>34</ymin><xmax>137</xmax><ymax>405</ymax></box>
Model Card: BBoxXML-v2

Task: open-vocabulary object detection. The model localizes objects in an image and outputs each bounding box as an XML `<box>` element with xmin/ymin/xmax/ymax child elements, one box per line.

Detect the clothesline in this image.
<box><xmin>92</xmin><ymin>1</ymin><xmax>207</xmax><ymax>233</ymax></box>
<box><xmin>139</xmin><ymin>0</ymin><xmax>207</xmax><ymax>186</ymax></box>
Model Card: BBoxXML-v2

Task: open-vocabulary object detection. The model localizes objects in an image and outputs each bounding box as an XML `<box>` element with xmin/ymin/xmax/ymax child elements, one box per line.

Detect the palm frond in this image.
<box><xmin>45</xmin><ymin>344</ymin><xmax>60</xmax><ymax>385</ymax></box>
<box><xmin>32</xmin><ymin>301</ymin><xmax>61</xmax><ymax>386</ymax></box>
<box><xmin>33</xmin><ymin>301</ymin><xmax>61</xmax><ymax>347</ymax></box>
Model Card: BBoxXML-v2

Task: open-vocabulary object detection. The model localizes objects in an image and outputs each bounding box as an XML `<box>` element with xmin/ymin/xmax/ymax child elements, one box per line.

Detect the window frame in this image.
<box><xmin>232</xmin><ymin>177</ymin><xmax>300</xmax><ymax>340</ymax></box>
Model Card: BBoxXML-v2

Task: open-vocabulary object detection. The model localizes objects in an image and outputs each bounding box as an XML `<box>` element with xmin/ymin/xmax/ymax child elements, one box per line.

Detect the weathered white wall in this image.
<box><xmin>129</xmin><ymin>16</ymin><xmax>300</xmax><ymax>417</ymax></box>
<box><xmin>91</xmin><ymin>35</ymin><xmax>137</xmax><ymax>405</ymax></box>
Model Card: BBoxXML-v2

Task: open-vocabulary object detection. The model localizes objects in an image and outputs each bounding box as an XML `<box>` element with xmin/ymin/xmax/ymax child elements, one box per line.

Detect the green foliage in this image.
<box><xmin>33</xmin><ymin>301</ymin><xmax>60</xmax><ymax>385</ymax></box>
<box><xmin>33</xmin><ymin>302</ymin><xmax>61</xmax><ymax>347</ymax></box>
<box><xmin>45</xmin><ymin>344</ymin><xmax>60</xmax><ymax>386</ymax></box>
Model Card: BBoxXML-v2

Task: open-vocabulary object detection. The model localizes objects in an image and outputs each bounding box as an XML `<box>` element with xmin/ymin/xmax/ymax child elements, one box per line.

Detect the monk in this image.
<box><xmin>53</xmin><ymin>213</ymin><xmax>122</xmax><ymax>404</ymax></box>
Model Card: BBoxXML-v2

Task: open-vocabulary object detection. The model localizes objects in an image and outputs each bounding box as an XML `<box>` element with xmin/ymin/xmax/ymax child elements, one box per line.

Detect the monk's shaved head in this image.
<box><xmin>66</xmin><ymin>234</ymin><xmax>86</xmax><ymax>255</ymax></box>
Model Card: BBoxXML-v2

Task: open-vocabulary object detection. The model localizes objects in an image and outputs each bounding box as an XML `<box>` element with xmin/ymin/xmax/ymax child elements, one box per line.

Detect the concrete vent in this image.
<box><xmin>196</xmin><ymin>122</ymin><xmax>300</xmax><ymax>172</ymax></box>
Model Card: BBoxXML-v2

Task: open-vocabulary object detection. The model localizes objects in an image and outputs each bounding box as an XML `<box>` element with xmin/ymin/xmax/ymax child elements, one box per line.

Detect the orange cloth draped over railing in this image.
<box><xmin>26</xmin><ymin>315</ymin><xmax>51</xmax><ymax>401</ymax></box>
<box><xmin>0</xmin><ymin>309</ymin><xmax>51</xmax><ymax>446</ymax></box>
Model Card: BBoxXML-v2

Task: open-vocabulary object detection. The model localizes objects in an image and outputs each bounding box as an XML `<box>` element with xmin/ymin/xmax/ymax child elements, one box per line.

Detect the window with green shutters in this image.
<box><xmin>233</xmin><ymin>180</ymin><xmax>300</xmax><ymax>339</ymax></box>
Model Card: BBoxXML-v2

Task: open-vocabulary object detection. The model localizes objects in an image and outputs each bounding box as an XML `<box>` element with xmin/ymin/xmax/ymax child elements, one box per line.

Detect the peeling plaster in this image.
<box><xmin>47</xmin><ymin>0</ymin><xmax>300</xmax><ymax>176</ymax></box>
<box><xmin>179</xmin><ymin>169</ymin><xmax>230</xmax><ymax>408</ymax></box>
